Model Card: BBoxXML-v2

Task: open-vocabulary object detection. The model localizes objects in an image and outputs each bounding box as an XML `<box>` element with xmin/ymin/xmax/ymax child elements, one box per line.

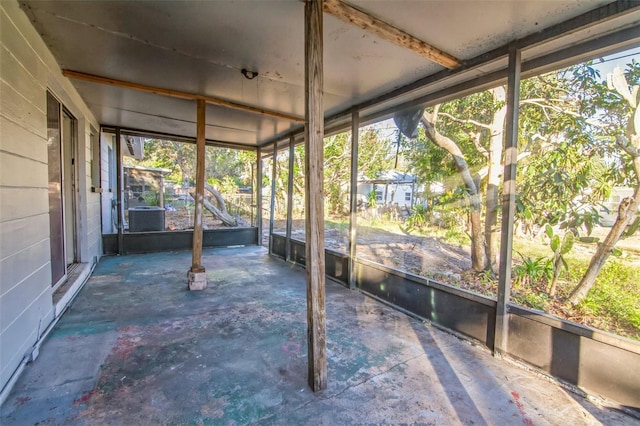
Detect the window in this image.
<box><xmin>108</xmin><ymin>145</ymin><xmax>116</xmax><ymax>192</ymax></box>
<box><xmin>375</xmin><ymin>190</ymin><xmax>383</xmax><ymax>202</ymax></box>
<box><xmin>90</xmin><ymin>128</ymin><xmax>101</xmax><ymax>191</ymax></box>
<box><xmin>405</xmin><ymin>192</ymin><xmax>411</xmax><ymax>201</ymax></box>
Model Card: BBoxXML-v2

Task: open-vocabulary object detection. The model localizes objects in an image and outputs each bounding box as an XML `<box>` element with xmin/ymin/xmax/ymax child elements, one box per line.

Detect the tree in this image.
<box><xmin>415</xmin><ymin>86</ymin><xmax>511</xmax><ymax>272</ymax></box>
<box><xmin>409</xmin><ymin>59</ymin><xmax>637</xmax><ymax>285</ymax></box>
<box><xmin>568</xmin><ymin>65</ymin><xmax>640</xmax><ymax>304</ymax></box>
<box><xmin>322</xmin><ymin>129</ymin><xmax>395</xmax><ymax>217</ymax></box>
<box><xmin>419</xmin><ymin>107</ymin><xmax>488</xmax><ymax>272</ymax></box>
<box><xmin>324</xmin><ymin>133</ymin><xmax>351</xmax><ymax>216</ymax></box>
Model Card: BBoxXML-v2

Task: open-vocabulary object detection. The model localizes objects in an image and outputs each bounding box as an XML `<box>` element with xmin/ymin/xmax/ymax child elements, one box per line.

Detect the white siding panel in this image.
<box><xmin>0</xmin><ymin>1</ymin><xmax>100</xmax><ymax>392</ymax></box>
<box><xmin>0</xmin><ymin>239</ymin><xmax>50</xmax><ymax>297</ymax></box>
<box><xmin>0</xmin><ymin>287</ymin><xmax>53</xmax><ymax>388</ymax></box>
<box><xmin>0</xmin><ymin>187</ymin><xmax>48</xmax><ymax>222</ymax></box>
<box><xmin>0</xmin><ymin>116</ymin><xmax>47</xmax><ymax>163</ymax></box>
<box><xmin>0</xmin><ymin>45</ymin><xmax>46</xmax><ymax>107</ymax></box>
<box><xmin>0</xmin><ymin>151</ymin><xmax>47</xmax><ymax>188</ymax></box>
<box><xmin>0</xmin><ymin>81</ymin><xmax>45</xmax><ymax>136</ymax></box>
<box><xmin>87</xmin><ymin>202</ymin><xmax>101</xmax><ymax>228</ymax></box>
<box><xmin>0</xmin><ymin>9</ymin><xmax>46</xmax><ymax>84</ymax></box>
<box><xmin>0</xmin><ymin>327</ymin><xmax>36</xmax><ymax>391</ymax></box>
<box><xmin>0</xmin><ymin>262</ymin><xmax>50</xmax><ymax>329</ymax></box>
<box><xmin>0</xmin><ymin>213</ymin><xmax>49</xmax><ymax>260</ymax></box>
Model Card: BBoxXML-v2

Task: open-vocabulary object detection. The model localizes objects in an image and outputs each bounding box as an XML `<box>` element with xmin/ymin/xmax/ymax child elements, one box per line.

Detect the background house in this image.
<box><xmin>358</xmin><ymin>170</ymin><xmax>419</xmax><ymax>208</ymax></box>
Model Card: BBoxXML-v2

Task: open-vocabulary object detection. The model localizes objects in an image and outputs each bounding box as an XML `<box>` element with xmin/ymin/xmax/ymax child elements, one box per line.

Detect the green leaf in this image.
<box><xmin>561</xmin><ymin>232</ymin><xmax>575</xmax><ymax>254</ymax></box>
<box><xmin>545</xmin><ymin>224</ymin><xmax>553</xmax><ymax>239</ymax></box>
<box><xmin>551</xmin><ymin>235</ymin><xmax>560</xmax><ymax>252</ymax></box>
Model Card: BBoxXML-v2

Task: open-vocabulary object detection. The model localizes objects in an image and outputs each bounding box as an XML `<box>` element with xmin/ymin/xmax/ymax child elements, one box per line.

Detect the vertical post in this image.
<box><xmin>495</xmin><ymin>44</ymin><xmax>521</xmax><ymax>355</ymax></box>
<box><xmin>304</xmin><ymin>0</ymin><xmax>327</xmax><ymax>392</ymax></box>
<box><xmin>115</xmin><ymin>127</ymin><xmax>124</xmax><ymax>255</ymax></box>
<box><xmin>286</xmin><ymin>135</ymin><xmax>295</xmax><ymax>262</ymax></box>
<box><xmin>269</xmin><ymin>142</ymin><xmax>278</xmax><ymax>254</ymax></box>
<box><xmin>348</xmin><ymin>109</ymin><xmax>359</xmax><ymax>290</ymax></box>
<box><xmin>188</xmin><ymin>99</ymin><xmax>207</xmax><ymax>290</ymax></box>
<box><xmin>159</xmin><ymin>175</ymin><xmax>165</xmax><ymax>209</ymax></box>
<box><xmin>257</xmin><ymin>146</ymin><xmax>263</xmax><ymax>246</ymax></box>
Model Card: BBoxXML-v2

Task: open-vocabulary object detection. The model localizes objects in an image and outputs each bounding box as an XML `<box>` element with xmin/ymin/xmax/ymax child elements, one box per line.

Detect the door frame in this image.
<box><xmin>47</xmin><ymin>91</ymin><xmax>79</xmax><ymax>291</ymax></box>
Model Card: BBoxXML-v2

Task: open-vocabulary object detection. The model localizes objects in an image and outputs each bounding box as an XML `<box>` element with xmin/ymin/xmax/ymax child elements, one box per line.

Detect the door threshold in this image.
<box><xmin>52</xmin><ymin>262</ymin><xmax>93</xmax><ymax>318</ymax></box>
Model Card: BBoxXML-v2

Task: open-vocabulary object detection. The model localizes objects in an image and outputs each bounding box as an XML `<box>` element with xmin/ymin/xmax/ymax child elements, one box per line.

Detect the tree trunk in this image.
<box><xmin>568</xmin><ymin>182</ymin><xmax>640</xmax><ymax>304</ymax></box>
<box><xmin>484</xmin><ymin>87</ymin><xmax>507</xmax><ymax>273</ymax></box>
<box><xmin>549</xmin><ymin>255</ymin><xmax>562</xmax><ymax>297</ymax></box>
<box><xmin>421</xmin><ymin>112</ymin><xmax>489</xmax><ymax>272</ymax></box>
<box><xmin>470</xmin><ymin>210</ymin><xmax>485</xmax><ymax>270</ymax></box>
<box><xmin>569</xmin><ymin>93</ymin><xmax>640</xmax><ymax>304</ymax></box>
<box><xmin>189</xmin><ymin>183</ymin><xmax>237</xmax><ymax>227</ymax></box>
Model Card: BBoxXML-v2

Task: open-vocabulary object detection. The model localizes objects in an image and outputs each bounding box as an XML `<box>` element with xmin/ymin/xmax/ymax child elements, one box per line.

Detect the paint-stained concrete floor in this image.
<box><xmin>1</xmin><ymin>246</ymin><xmax>635</xmax><ymax>425</ymax></box>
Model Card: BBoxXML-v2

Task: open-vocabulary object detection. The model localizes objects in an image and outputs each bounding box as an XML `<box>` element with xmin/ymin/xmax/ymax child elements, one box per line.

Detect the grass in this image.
<box><xmin>513</xmin><ymin>237</ymin><xmax>640</xmax><ymax>340</ymax></box>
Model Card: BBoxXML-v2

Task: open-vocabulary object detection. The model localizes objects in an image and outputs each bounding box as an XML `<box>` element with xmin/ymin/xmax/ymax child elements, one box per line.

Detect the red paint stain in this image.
<box><xmin>282</xmin><ymin>341</ymin><xmax>301</xmax><ymax>355</ymax></box>
<box><xmin>112</xmin><ymin>335</ymin><xmax>139</xmax><ymax>358</ymax></box>
<box><xmin>13</xmin><ymin>396</ymin><xmax>30</xmax><ymax>407</ymax></box>
<box><xmin>511</xmin><ymin>391</ymin><xmax>534</xmax><ymax>426</ymax></box>
<box><xmin>73</xmin><ymin>389</ymin><xmax>95</xmax><ymax>406</ymax></box>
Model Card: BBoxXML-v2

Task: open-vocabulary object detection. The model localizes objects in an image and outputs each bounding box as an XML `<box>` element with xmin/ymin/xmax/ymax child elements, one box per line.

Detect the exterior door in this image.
<box><xmin>47</xmin><ymin>92</ymin><xmax>65</xmax><ymax>285</ymax></box>
<box><xmin>62</xmin><ymin>109</ymin><xmax>77</xmax><ymax>266</ymax></box>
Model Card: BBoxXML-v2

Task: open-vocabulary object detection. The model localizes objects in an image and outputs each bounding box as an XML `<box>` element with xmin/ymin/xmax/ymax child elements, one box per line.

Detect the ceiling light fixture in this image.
<box><xmin>241</xmin><ymin>68</ymin><xmax>259</xmax><ymax>80</ymax></box>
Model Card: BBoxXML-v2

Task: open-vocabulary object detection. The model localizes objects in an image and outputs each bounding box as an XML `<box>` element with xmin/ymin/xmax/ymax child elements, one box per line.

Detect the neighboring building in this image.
<box><xmin>599</xmin><ymin>187</ymin><xmax>638</xmax><ymax>227</ymax></box>
<box><xmin>124</xmin><ymin>165</ymin><xmax>171</xmax><ymax>210</ymax></box>
<box><xmin>358</xmin><ymin>170</ymin><xmax>419</xmax><ymax>208</ymax></box>
<box><xmin>1</xmin><ymin>2</ymin><xmax>101</xmax><ymax>393</ymax></box>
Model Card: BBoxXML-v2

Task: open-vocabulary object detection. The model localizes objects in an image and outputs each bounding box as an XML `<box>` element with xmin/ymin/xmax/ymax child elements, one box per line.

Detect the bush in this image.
<box><xmin>512</xmin><ymin>253</ymin><xmax>553</xmax><ymax>289</ymax></box>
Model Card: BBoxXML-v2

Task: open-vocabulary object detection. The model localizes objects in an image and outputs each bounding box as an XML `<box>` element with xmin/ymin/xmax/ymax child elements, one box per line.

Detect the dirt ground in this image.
<box><xmin>277</xmin><ymin>220</ymin><xmax>476</xmax><ymax>291</ymax></box>
<box><xmin>163</xmin><ymin>209</ymin><xmax>251</xmax><ymax>230</ymax></box>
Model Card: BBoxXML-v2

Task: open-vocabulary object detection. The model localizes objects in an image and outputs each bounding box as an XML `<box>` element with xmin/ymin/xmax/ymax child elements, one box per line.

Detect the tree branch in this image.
<box><xmin>616</xmin><ymin>135</ymin><xmax>640</xmax><ymax>158</ymax></box>
<box><xmin>438</xmin><ymin>112</ymin><xmax>494</xmax><ymax>131</ymax></box>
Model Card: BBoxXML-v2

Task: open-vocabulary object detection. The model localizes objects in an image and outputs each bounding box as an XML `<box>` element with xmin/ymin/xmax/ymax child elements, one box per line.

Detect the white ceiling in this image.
<box><xmin>20</xmin><ymin>0</ymin><xmax>640</xmax><ymax>146</ymax></box>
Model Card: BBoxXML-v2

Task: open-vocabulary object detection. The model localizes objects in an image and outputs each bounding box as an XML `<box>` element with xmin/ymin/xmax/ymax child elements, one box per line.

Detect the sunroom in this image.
<box><xmin>1</xmin><ymin>0</ymin><xmax>639</xmax><ymax>423</ymax></box>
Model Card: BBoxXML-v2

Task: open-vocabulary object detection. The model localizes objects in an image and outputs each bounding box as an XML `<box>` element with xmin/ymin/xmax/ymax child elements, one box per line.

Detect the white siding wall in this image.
<box><xmin>0</xmin><ymin>1</ymin><xmax>100</xmax><ymax>391</ymax></box>
<box><xmin>100</xmin><ymin>133</ymin><xmax>116</xmax><ymax>234</ymax></box>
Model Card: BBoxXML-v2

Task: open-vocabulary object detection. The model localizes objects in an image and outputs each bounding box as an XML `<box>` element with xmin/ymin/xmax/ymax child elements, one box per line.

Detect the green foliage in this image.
<box><xmin>545</xmin><ymin>225</ymin><xmax>575</xmax><ymax>296</ymax></box>
<box><xmin>405</xmin><ymin>203</ymin><xmax>429</xmax><ymax>232</ymax></box>
<box><xmin>141</xmin><ymin>191</ymin><xmax>158</xmax><ymax>207</ymax></box>
<box><xmin>513</xmin><ymin>291</ymin><xmax>551</xmax><ymax>312</ymax></box>
<box><xmin>513</xmin><ymin>252</ymin><xmax>553</xmax><ymax>289</ymax></box>
<box><xmin>624</xmin><ymin>216</ymin><xmax>640</xmax><ymax>238</ymax></box>
<box><xmin>577</xmin><ymin>260</ymin><xmax>640</xmax><ymax>335</ymax></box>
<box><xmin>324</xmin><ymin>133</ymin><xmax>351</xmax><ymax>216</ymax></box>
<box><xmin>208</xmin><ymin>175</ymin><xmax>239</xmax><ymax>195</ymax></box>
<box><xmin>366</xmin><ymin>190</ymin><xmax>378</xmax><ymax>208</ymax></box>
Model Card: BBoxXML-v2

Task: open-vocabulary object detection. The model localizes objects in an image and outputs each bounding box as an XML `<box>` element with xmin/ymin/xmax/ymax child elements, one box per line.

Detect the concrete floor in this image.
<box><xmin>1</xmin><ymin>246</ymin><xmax>635</xmax><ymax>425</ymax></box>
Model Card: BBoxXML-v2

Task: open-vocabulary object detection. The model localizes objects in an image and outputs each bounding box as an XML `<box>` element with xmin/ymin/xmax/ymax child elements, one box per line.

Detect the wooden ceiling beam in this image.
<box><xmin>323</xmin><ymin>0</ymin><xmax>460</xmax><ymax>69</ymax></box>
<box><xmin>62</xmin><ymin>69</ymin><xmax>305</xmax><ymax>123</ymax></box>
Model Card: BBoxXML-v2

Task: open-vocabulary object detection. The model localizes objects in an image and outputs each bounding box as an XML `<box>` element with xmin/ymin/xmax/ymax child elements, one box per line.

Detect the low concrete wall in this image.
<box><xmin>271</xmin><ymin>234</ymin><xmax>640</xmax><ymax>410</ymax></box>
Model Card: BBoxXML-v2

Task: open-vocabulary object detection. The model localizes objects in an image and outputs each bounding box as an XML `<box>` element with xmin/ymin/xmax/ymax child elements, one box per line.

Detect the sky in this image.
<box><xmin>591</xmin><ymin>46</ymin><xmax>640</xmax><ymax>79</ymax></box>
